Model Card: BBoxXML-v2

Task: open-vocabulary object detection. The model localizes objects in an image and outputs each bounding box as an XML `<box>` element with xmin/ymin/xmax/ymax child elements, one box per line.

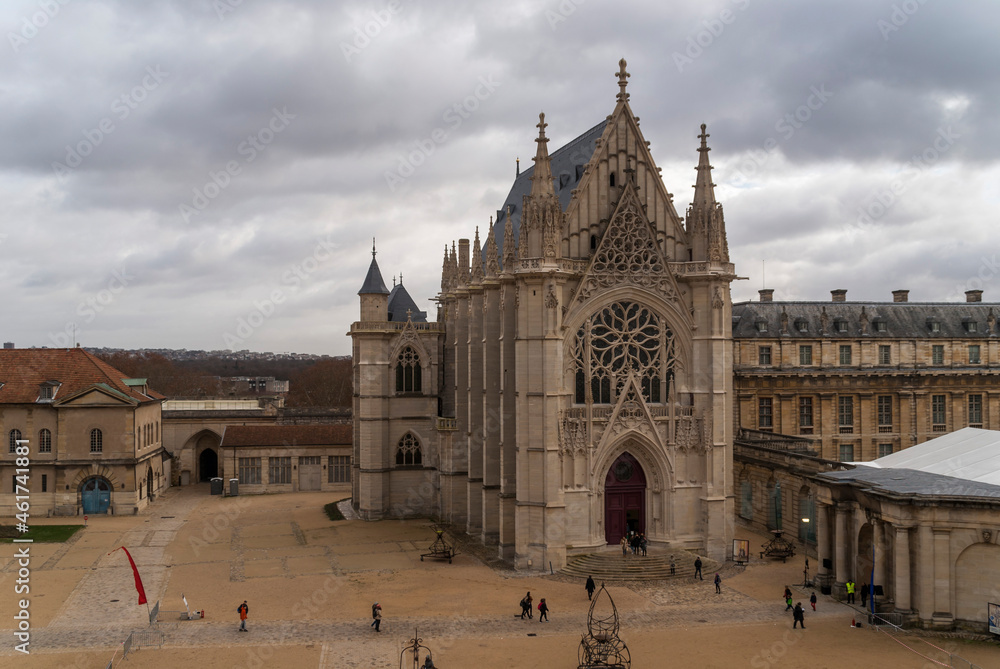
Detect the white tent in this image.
<box><xmin>856</xmin><ymin>427</ymin><xmax>1000</xmax><ymax>486</ymax></box>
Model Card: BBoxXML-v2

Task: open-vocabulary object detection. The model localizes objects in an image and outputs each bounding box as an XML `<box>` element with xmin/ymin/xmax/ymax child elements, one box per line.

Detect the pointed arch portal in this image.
<box><xmin>604</xmin><ymin>452</ymin><xmax>646</xmax><ymax>545</ymax></box>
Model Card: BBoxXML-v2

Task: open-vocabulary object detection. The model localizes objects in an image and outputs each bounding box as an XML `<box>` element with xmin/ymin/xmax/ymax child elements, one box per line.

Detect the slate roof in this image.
<box><xmin>220</xmin><ymin>424</ymin><xmax>352</xmax><ymax>448</ymax></box>
<box><xmin>358</xmin><ymin>255</ymin><xmax>389</xmax><ymax>295</ymax></box>
<box><xmin>732</xmin><ymin>301</ymin><xmax>1000</xmax><ymax>339</ymax></box>
<box><xmin>817</xmin><ymin>466</ymin><xmax>1000</xmax><ymax>501</ymax></box>
<box><xmin>0</xmin><ymin>348</ymin><xmax>164</xmax><ymax>404</ymax></box>
<box><xmin>387</xmin><ymin>282</ymin><xmax>427</xmax><ymax>322</ymax></box>
<box><xmin>488</xmin><ymin>120</ymin><xmax>608</xmax><ymax>262</ymax></box>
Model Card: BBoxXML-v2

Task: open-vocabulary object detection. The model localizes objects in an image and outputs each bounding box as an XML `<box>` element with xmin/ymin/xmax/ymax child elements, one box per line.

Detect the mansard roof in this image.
<box><xmin>489</xmin><ymin>120</ymin><xmax>607</xmax><ymax>261</ymax></box>
<box><xmin>387</xmin><ymin>282</ymin><xmax>427</xmax><ymax>322</ymax></box>
<box><xmin>732</xmin><ymin>300</ymin><xmax>999</xmax><ymax>339</ymax></box>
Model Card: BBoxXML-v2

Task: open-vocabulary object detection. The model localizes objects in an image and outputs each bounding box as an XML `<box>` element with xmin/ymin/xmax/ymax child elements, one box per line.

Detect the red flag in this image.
<box><xmin>110</xmin><ymin>546</ymin><xmax>147</xmax><ymax>605</ymax></box>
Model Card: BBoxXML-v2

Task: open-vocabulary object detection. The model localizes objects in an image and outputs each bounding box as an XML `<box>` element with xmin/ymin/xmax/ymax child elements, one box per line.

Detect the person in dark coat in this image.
<box><xmin>538</xmin><ymin>598</ymin><xmax>549</xmax><ymax>622</ymax></box>
<box><xmin>714</xmin><ymin>573</ymin><xmax>721</xmax><ymax>594</ymax></box>
<box><xmin>793</xmin><ymin>602</ymin><xmax>806</xmax><ymax>629</ymax></box>
<box><xmin>861</xmin><ymin>582</ymin><xmax>868</xmax><ymax>608</ymax></box>
<box><xmin>694</xmin><ymin>557</ymin><xmax>703</xmax><ymax>580</ymax></box>
<box><xmin>585</xmin><ymin>576</ymin><xmax>596</xmax><ymax>600</ymax></box>
<box><xmin>810</xmin><ymin>591</ymin><xmax>817</xmax><ymax>611</ymax></box>
<box><xmin>520</xmin><ymin>592</ymin><xmax>533</xmax><ymax>619</ymax></box>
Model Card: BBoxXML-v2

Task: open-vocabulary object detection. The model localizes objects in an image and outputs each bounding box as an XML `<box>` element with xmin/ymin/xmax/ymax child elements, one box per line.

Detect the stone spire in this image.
<box><xmin>449</xmin><ymin>241</ymin><xmax>458</xmax><ymax>289</ymax></box>
<box><xmin>440</xmin><ymin>244</ymin><xmax>450</xmax><ymax>293</ymax></box>
<box><xmin>502</xmin><ymin>205</ymin><xmax>515</xmax><ymax>271</ymax></box>
<box><xmin>470</xmin><ymin>226</ymin><xmax>484</xmax><ymax>285</ymax></box>
<box><xmin>529</xmin><ymin>113</ymin><xmax>555</xmax><ymax>198</ymax></box>
<box><xmin>485</xmin><ymin>216</ymin><xmax>499</xmax><ymax>279</ymax></box>
<box><xmin>616</xmin><ymin>58</ymin><xmax>630</xmax><ymax>103</ymax></box>
<box><xmin>692</xmin><ymin>123</ymin><xmax>717</xmax><ymax>208</ymax></box>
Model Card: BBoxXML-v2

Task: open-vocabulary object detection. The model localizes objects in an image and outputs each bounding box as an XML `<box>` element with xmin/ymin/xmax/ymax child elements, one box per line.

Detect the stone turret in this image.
<box><xmin>687</xmin><ymin>124</ymin><xmax>730</xmax><ymax>263</ymax></box>
<box><xmin>358</xmin><ymin>238</ymin><xmax>389</xmax><ymax>321</ymax></box>
<box><xmin>521</xmin><ymin>113</ymin><xmax>563</xmax><ymax>260</ymax></box>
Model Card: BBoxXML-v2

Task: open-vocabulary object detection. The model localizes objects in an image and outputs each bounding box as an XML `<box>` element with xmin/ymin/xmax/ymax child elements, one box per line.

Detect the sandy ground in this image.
<box><xmin>1</xmin><ymin>485</ymin><xmax>997</xmax><ymax>668</ymax></box>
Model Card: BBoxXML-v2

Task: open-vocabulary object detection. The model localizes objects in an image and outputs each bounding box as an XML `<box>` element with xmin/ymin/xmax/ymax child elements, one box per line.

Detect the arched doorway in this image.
<box><xmin>604</xmin><ymin>452</ymin><xmax>646</xmax><ymax>545</ymax></box>
<box><xmin>199</xmin><ymin>448</ymin><xmax>218</xmax><ymax>482</ymax></box>
<box><xmin>81</xmin><ymin>477</ymin><xmax>111</xmax><ymax>514</ymax></box>
<box><xmin>956</xmin><ymin>543</ymin><xmax>1000</xmax><ymax>623</ymax></box>
<box><xmin>146</xmin><ymin>468</ymin><xmax>154</xmax><ymax>500</ymax></box>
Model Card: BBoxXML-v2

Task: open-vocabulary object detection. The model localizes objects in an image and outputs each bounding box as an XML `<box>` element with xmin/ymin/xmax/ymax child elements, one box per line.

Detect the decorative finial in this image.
<box><xmin>698</xmin><ymin>123</ymin><xmax>710</xmax><ymax>151</ymax></box>
<box><xmin>516</xmin><ymin>156</ymin><xmax>520</xmax><ymax>177</ymax></box>
<box><xmin>536</xmin><ymin>113</ymin><xmax>548</xmax><ymax>140</ymax></box>
<box><xmin>372</xmin><ymin>237</ymin><xmax>376</xmax><ymax>259</ymax></box>
<box><xmin>616</xmin><ymin>58</ymin><xmax>630</xmax><ymax>102</ymax></box>
<box><xmin>399</xmin><ymin>271</ymin><xmax>403</xmax><ymax>284</ymax></box>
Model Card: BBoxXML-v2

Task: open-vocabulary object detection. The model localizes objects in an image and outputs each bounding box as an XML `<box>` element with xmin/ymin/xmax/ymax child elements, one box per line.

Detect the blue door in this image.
<box><xmin>81</xmin><ymin>478</ymin><xmax>111</xmax><ymax>514</ymax></box>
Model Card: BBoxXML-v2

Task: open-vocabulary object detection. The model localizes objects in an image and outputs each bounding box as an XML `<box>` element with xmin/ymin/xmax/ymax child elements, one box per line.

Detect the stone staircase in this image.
<box><xmin>561</xmin><ymin>550</ymin><xmax>716</xmax><ymax>582</ymax></box>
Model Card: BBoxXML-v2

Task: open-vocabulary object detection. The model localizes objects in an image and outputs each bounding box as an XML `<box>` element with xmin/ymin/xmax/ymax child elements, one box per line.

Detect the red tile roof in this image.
<box><xmin>221</xmin><ymin>424</ymin><xmax>352</xmax><ymax>448</ymax></box>
<box><xmin>0</xmin><ymin>348</ymin><xmax>164</xmax><ymax>405</ymax></box>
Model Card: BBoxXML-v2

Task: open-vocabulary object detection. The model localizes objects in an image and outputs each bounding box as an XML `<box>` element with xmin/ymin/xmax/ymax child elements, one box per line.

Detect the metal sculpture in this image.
<box><xmin>420</xmin><ymin>523</ymin><xmax>456</xmax><ymax>563</ymax></box>
<box><xmin>399</xmin><ymin>628</ymin><xmax>436</xmax><ymax>669</ymax></box>
<box><xmin>578</xmin><ymin>582</ymin><xmax>631</xmax><ymax>669</ymax></box>
<box><xmin>760</xmin><ymin>529</ymin><xmax>796</xmax><ymax>561</ymax></box>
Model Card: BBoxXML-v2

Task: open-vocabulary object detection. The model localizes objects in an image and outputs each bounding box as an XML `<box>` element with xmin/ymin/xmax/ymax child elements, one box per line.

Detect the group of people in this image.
<box><xmin>619</xmin><ymin>531</ymin><xmax>648</xmax><ymax>556</ymax></box>
<box><xmin>518</xmin><ymin>591</ymin><xmax>549</xmax><ymax>621</ymax></box>
<box><xmin>782</xmin><ymin>586</ymin><xmax>820</xmax><ymax>629</ymax></box>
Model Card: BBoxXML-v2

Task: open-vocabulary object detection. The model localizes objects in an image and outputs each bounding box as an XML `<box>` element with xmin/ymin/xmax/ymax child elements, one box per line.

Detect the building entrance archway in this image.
<box><xmin>81</xmin><ymin>477</ymin><xmax>111</xmax><ymax>514</ymax></box>
<box><xmin>199</xmin><ymin>448</ymin><xmax>218</xmax><ymax>482</ymax></box>
<box><xmin>604</xmin><ymin>452</ymin><xmax>646</xmax><ymax>545</ymax></box>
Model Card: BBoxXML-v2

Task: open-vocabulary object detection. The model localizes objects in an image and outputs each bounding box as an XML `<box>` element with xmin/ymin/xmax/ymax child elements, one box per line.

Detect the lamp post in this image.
<box><xmin>801</xmin><ymin>517</ymin><xmax>811</xmax><ymax>587</ymax></box>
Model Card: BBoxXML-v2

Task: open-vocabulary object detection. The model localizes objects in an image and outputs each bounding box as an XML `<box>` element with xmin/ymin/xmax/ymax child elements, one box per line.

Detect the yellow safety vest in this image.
<box><xmin>846</xmin><ymin>582</ymin><xmax>855</xmax><ymax>594</ymax></box>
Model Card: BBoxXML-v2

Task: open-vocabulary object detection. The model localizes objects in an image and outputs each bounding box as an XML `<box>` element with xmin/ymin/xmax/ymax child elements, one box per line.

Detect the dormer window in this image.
<box><xmin>795</xmin><ymin>319</ymin><xmax>808</xmax><ymax>333</ymax></box>
<box><xmin>37</xmin><ymin>381</ymin><xmax>60</xmax><ymax>402</ymax></box>
<box><xmin>964</xmin><ymin>320</ymin><xmax>978</xmax><ymax>333</ymax></box>
<box><xmin>927</xmin><ymin>320</ymin><xmax>940</xmax><ymax>333</ymax></box>
<box><xmin>835</xmin><ymin>319</ymin><xmax>848</xmax><ymax>333</ymax></box>
<box><xmin>875</xmin><ymin>320</ymin><xmax>887</xmax><ymax>333</ymax></box>
<box><xmin>39</xmin><ymin>386</ymin><xmax>53</xmax><ymax>400</ymax></box>
<box><xmin>755</xmin><ymin>320</ymin><xmax>768</xmax><ymax>333</ymax></box>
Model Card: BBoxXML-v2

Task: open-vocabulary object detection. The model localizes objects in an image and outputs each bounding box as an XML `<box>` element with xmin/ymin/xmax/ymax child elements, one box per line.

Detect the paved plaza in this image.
<box><xmin>1</xmin><ymin>486</ymin><xmax>997</xmax><ymax>668</ymax></box>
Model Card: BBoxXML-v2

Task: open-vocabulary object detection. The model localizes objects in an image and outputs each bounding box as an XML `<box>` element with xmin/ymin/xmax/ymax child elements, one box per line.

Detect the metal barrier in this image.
<box><xmin>122</xmin><ymin>632</ymin><xmax>133</xmax><ymax>659</ymax></box>
<box><xmin>949</xmin><ymin>655</ymin><xmax>982</xmax><ymax>669</ymax></box>
<box><xmin>867</xmin><ymin>612</ymin><xmax>904</xmax><ymax>629</ymax></box>
<box><xmin>132</xmin><ymin>628</ymin><xmax>165</xmax><ymax>650</ymax></box>
<box><xmin>149</xmin><ymin>600</ymin><xmax>160</xmax><ymax>626</ymax></box>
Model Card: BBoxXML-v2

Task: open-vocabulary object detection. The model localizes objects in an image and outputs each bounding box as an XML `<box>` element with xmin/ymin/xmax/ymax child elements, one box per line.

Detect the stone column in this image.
<box><xmin>835</xmin><ymin>504</ymin><xmax>849</xmax><ymax>585</ymax></box>
<box><xmin>933</xmin><ymin>529</ymin><xmax>951</xmax><ymax>620</ymax></box>
<box><xmin>873</xmin><ymin>519</ymin><xmax>887</xmax><ymax>593</ymax></box>
<box><xmin>917</xmin><ymin>524</ymin><xmax>934</xmax><ymax>623</ymax></box>
<box><xmin>894</xmin><ymin>526</ymin><xmax>911</xmax><ymax>611</ymax></box>
<box><xmin>816</xmin><ymin>501</ymin><xmax>830</xmax><ymax>576</ymax></box>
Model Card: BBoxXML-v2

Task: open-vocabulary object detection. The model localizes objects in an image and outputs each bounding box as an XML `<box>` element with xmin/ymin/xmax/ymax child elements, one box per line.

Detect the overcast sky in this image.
<box><xmin>2</xmin><ymin>0</ymin><xmax>997</xmax><ymax>356</ymax></box>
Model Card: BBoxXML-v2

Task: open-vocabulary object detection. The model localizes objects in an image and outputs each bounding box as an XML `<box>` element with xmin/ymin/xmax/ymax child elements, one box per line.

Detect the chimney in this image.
<box><xmin>2</xmin><ymin>342</ymin><xmax>13</xmax><ymax>349</ymax></box>
<box><xmin>966</xmin><ymin>290</ymin><xmax>983</xmax><ymax>303</ymax></box>
<box><xmin>892</xmin><ymin>290</ymin><xmax>909</xmax><ymax>303</ymax></box>
<box><xmin>759</xmin><ymin>289</ymin><xmax>774</xmax><ymax>303</ymax></box>
<box><xmin>831</xmin><ymin>289</ymin><xmax>847</xmax><ymax>302</ymax></box>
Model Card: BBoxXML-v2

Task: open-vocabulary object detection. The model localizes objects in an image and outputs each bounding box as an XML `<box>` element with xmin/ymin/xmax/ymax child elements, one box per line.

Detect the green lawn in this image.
<box><xmin>0</xmin><ymin>525</ymin><xmax>84</xmax><ymax>543</ymax></box>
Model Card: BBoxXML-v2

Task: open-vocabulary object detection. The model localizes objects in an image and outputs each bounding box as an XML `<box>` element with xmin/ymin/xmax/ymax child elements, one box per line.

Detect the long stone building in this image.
<box><xmin>733</xmin><ymin>288</ymin><xmax>999</xmax><ymax>461</ymax></box>
<box><xmin>351</xmin><ymin>61</ymin><xmax>737</xmax><ymax>570</ymax></box>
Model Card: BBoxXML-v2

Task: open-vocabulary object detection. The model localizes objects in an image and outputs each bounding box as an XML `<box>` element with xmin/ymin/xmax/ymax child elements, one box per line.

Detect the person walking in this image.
<box><xmin>585</xmin><ymin>576</ymin><xmax>596</xmax><ymax>601</ymax></box>
<box><xmin>520</xmin><ymin>592</ymin><xmax>533</xmax><ymax>619</ymax></box>
<box><xmin>714</xmin><ymin>573</ymin><xmax>721</xmax><ymax>594</ymax></box>
<box><xmin>620</xmin><ymin>535</ymin><xmax>628</xmax><ymax>557</ymax></box>
<box><xmin>846</xmin><ymin>580</ymin><xmax>856</xmax><ymax>604</ymax></box>
<box><xmin>371</xmin><ymin>602</ymin><xmax>382</xmax><ymax>632</ymax></box>
<box><xmin>670</xmin><ymin>555</ymin><xmax>676</xmax><ymax>576</ymax></box>
<box><xmin>785</xmin><ymin>593</ymin><xmax>794</xmax><ymax>611</ymax></box>
<box><xmin>694</xmin><ymin>557</ymin><xmax>703</xmax><ymax>580</ymax></box>
<box><xmin>640</xmin><ymin>534</ymin><xmax>647</xmax><ymax>557</ymax></box>
<box><xmin>810</xmin><ymin>591</ymin><xmax>817</xmax><ymax>611</ymax></box>
<box><xmin>860</xmin><ymin>582</ymin><xmax>868</xmax><ymax>608</ymax></box>
<box><xmin>237</xmin><ymin>600</ymin><xmax>249</xmax><ymax>632</ymax></box>
<box><xmin>538</xmin><ymin>598</ymin><xmax>549</xmax><ymax>622</ymax></box>
<box><xmin>793</xmin><ymin>602</ymin><xmax>806</xmax><ymax>629</ymax></box>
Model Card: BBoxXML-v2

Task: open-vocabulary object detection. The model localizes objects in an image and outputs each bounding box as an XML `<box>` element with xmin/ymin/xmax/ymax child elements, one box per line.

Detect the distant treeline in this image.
<box><xmin>92</xmin><ymin>350</ymin><xmax>352</xmax><ymax>408</ymax></box>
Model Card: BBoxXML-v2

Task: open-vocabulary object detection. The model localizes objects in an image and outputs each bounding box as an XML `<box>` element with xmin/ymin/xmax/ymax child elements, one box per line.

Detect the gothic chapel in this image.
<box><xmin>351</xmin><ymin>61</ymin><xmax>737</xmax><ymax>570</ymax></box>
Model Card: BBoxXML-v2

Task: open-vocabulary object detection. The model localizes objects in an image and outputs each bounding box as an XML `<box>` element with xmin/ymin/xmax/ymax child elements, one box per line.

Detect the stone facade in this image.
<box><xmin>733</xmin><ymin>289</ymin><xmax>1000</xmax><ymax>461</ymax></box>
<box><xmin>351</xmin><ymin>61</ymin><xmax>736</xmax><ymax>570</ymax></box>
<box><xmin>0</xmin><ymin>348</ymin><xmax>167</xmax><ymax>516</ymax></box>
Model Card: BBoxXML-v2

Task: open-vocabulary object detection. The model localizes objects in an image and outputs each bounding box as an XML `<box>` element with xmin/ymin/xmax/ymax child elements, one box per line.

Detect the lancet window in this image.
<box><xmin>395</xmin><ymin>347</ymin><xmax>422</xmax><ymax>393</ymax></box>
<box><xmin>395</xmin><ymin>433</ymin><xmax>422</xmax><ymax>466</ymax></box>
<box><xmin>572</xmin><ymin>301</ymin><xmax>675</xmax><ymax>405</ymax></box>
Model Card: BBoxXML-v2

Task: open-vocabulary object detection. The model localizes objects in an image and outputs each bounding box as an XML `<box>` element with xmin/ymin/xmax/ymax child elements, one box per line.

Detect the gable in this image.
<box><xmin>572</xmin><ymin>181</ymin><xmax>683</xmax><ymax>306</ymax></box>
<box><xmin>57</xmin><ymin>385</ymin><xmax>137</xmax><ymax>407</ymax></box>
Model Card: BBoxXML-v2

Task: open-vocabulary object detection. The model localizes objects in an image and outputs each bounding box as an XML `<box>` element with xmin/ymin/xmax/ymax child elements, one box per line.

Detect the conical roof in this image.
<box><xmin>358</xmin><ymin>240</ymin><xmax>389</xmax><ymax>295</ymax></box>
